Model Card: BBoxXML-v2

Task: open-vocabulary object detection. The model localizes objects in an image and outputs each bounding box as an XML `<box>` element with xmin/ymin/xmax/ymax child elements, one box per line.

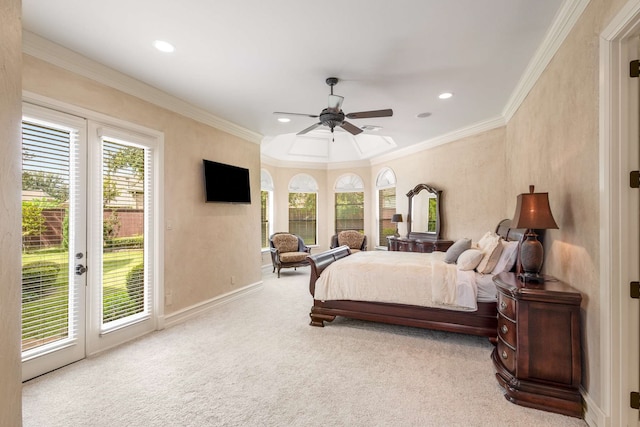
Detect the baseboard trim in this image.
<box><xmin>160</xmin><ymin>281</ymin><xmax>264</xmax><ymax>329</ymax></box>
<box><xmin>582</xmin><ymin>386</ymin><xmax>607</xmax><ymax>427</ymax></box>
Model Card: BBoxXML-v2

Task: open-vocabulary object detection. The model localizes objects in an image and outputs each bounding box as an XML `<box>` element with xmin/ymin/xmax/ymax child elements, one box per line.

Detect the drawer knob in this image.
<box><xmin>500</xmin><ymin>301</ymin><xmax>507</xmax><ymax>310</ymax></box>
<box><xmin>501</xmin><ymin>325</ymin><xmax>508</xmax><ymax>334</ymax></box>
<box><xmin>501</xmin><ymin>350</ymin><xmax>508</xmax><ymax>360</ymax></box>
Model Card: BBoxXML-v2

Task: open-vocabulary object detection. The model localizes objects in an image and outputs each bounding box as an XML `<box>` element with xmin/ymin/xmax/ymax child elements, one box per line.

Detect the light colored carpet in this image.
<box><xmin>23</xmin><ymin>267</ymin><xmax>587</xmax><ymax>427</ymax></box>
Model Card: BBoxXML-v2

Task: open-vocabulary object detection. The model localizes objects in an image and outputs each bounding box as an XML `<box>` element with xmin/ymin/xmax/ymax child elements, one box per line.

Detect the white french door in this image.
<box><xmin>21</xmin><ymin>103</ymin><xmax>161</xmax><ymax>380</ymax></box>
<box><xmin>85</xmin><ymin>123</ymin><xmax>159</xmax><ymax>356</ymax></box>
<box><xmin>21</xmin><ymin>105</ymin><xmax>88</xmax><ymax>381</ymax></box>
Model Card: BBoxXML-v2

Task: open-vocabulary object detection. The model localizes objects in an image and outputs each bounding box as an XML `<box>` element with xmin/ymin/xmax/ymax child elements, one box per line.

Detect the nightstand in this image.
<box><xmin>491</xmin><ymin>272</ymin><xmax>583</xmax><ymax>418</ymax></box>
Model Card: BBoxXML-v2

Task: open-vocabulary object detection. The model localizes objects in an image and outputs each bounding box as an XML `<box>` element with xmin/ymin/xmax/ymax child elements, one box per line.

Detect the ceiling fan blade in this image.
<box><xmin>328</xmin><ymin>95</ymin><xmax>344</xmax><ymax>112</ymax></box>
<box><xmin>274</xmin><ymin>111</ymin><xmax>319</xmax><ymax>118</ymax></box>
<box><xmin>346</xmin><ymin>109</ymin><xmax>393</xmax><ymax>119</ymax></box>
<box><xmin>340</xmin><ymin>121</ymin><xmax>363</xmax><ymax>135</ymax></box>
<box><xmin>297</xmin><ymin>122</ymin><xmax>322</xmax><ymax>135</ymax></box>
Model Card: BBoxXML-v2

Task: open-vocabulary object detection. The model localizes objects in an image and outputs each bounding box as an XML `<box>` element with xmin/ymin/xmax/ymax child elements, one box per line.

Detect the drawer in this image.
<box><xmin>415</xmin><ymin>241</ymin><xmax>433</xmax><ymax>253</ymax></box>
<box><xmin>497</xmin><ymin>339</ymin><xmax>516</xmax><ymax>374</ymax></box>
<box><xmin>497</xmin><ymin>315</ymin><xmax>516</xmax><ymax>348</ymax></box>
<box><xmin>433</xmin><ymin>240</ymin><xmax>453</xmax><ymax>251</ymax></box>
<box><xmin>398</xmin><ymin>241</ymin><xmax>412</xmax><ymax>252</ymax></box>
<box><xmin>497</xmin><ymin>293</ymin><xmax>516</xmax><ymax>321</ymax></box>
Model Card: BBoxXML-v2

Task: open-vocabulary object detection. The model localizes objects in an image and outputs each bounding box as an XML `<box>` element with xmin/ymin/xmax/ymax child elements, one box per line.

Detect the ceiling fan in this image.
<box><xmin>274</xmin><ymin>77</ymin><xmax>393</xmax><ymax>140</ymax></box>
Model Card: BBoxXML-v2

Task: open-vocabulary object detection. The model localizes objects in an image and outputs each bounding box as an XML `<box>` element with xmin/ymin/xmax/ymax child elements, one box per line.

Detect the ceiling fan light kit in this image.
<box><xmin>273</xmin><ymin>77</ymin><xmax>393</xmax><ymax>141</ymax></box>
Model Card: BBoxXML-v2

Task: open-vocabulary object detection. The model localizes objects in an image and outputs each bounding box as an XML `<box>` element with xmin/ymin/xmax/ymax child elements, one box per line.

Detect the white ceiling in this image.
<box><xmin>22</xmin><ymin>0</ymin><xmax>568</xmax><ymax>165</ymax></box>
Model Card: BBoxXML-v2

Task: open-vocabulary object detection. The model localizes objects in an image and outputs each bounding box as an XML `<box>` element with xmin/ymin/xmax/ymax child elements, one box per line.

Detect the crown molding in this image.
<box><xmin>22</xmin><ymin>31</ymin><xmax>262</xmax><ymax>145</ymax></box>
<box><xmin>370</xmin><ymin>115</ymin><xmax>505</xmax><ymax>166</ymax></box>
<box><xmin>23</xmin><ymin>0</ymin><xmax>588</xmax><ymax>163</ymax></box>
<box><xmin>260</xmin><ymin>154</ymin><xmax>370</xmax><ymax>171</ymax></box>
<box><xmin>502</xmin><ymin>0</ymin><xmax>591</xmax><ymax>121</ymax></box>
<box><xmin>325</xmin><ymin>159</ymin><xmax>373</xmax><ymax>171</ymax></box>
<box><xmin>260</xmin><ymin>155</ymin><xmax>328</xmax><ymax>170</ymax></box>
<box><xmin>369</xmin><ymin>0</ymin><xmax>589</xmax><ymax>167</ymax></box>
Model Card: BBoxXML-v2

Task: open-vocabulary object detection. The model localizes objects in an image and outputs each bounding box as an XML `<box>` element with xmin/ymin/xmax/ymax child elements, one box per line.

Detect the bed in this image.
<box><xmin>306</xmin><ymin>219</ymin><xmax>526</xmax><ymax>338</ymax></box>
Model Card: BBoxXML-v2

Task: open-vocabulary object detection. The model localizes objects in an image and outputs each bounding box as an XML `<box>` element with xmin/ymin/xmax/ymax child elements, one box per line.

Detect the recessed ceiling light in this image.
<box><xmin>361</xmin><ymin>125</ymin><xmax>382</xmax><ymax>131</ymax></box>
<box><xmin>438</xmin><ymin>92</ymin><xmax>453</xmax><ymax>99</ymax></box>
<box><xmin>277</xmin><ymin>117</ymin><xmax>291</xmax><ymax>123</ymax></box>
<box><xmin>416</xmin><ymin>112</ymin><xmax>432</xmax><ymax>118</ymax></box>
<box><xmin>153</xmin><ymin>40</ymin><xmax>175</xmax><ymax>53</ymax></box>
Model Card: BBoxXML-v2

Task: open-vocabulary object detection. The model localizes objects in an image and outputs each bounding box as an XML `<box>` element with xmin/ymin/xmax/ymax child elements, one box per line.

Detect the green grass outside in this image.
<box><xmin>21</xmin><ymin>248</ymin><xmax>144</xmax><ymax>351</ymax></box>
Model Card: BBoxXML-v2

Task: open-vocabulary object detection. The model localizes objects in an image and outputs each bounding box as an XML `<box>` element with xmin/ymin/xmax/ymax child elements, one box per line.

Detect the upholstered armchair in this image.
<box><xmin>330</xmin><ymin>230</ymin><xmax>367</xmax><ymax>252</ymax></box>
<box><xmin>269</xmin><ymin>232</ymin><xmax>311</xmax><ymax>278</ymax></box>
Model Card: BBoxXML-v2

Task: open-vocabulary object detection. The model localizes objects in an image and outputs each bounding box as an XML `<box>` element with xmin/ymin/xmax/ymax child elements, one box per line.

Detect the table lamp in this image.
<box><xmin>511</xmin><ymin>185</ymin><xmax>558</xmax><ymax>283</ymax></box>
<box><xmin>391</xmin><ymin>214</ymin><xmax>403</xmax><ymax>237</ymax></box>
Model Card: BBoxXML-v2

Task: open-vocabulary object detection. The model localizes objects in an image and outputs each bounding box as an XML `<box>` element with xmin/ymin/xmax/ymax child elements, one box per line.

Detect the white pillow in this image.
<box><xmin>476</xmin><ymin>233</ymin><xmax>503</xmax><ymax>274</ymax></box>
<box><xmin>444</xmin><ymin>238</ymin><xmax>472</xmax><ymax>264</ymax></box>
<box><xmin>477</xmin><ymin>231</ymin><xmax>496</xmax><ymax>250</ymax></box>
<box><xmin>456</xmin><ymin>249</ymin><xmax>483</xmax><ymax>271</ymax></box>
<box><xmin>491</xmin><ymin>240</ymin><xmax>519</xmax><ymax>274</ymax></box>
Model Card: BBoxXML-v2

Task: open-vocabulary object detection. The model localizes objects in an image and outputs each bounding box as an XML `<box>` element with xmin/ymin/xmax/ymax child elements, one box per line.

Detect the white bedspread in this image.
<box><xmin>313</xmin><ymin>251</ymin><xmax>480</xmax><ymax>311</ymax></box>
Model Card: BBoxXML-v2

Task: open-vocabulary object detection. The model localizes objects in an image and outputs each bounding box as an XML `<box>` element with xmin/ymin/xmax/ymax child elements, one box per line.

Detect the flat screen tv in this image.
<box><xmin>203</xmin><ymin>159</ymin><xmax>251</xmax><ymax>204</ymax></box>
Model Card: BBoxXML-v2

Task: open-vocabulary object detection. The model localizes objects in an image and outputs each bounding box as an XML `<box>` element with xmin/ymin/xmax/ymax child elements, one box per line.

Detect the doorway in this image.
<box><xmin>20</xmin><ymin>103</ymin><xmax>162</xmax><ymax>381</ymax></box>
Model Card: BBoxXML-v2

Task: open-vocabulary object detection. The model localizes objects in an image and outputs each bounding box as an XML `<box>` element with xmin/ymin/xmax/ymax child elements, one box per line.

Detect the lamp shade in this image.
<box><xmin>511</xmin><ymin>185</ymin><xmax>558</xmax><ymax>230</ymax></box>
<box><xmin>391</xmin><ymin>214</ymin><xmax>403</xmax><ymax>223</ymax></box>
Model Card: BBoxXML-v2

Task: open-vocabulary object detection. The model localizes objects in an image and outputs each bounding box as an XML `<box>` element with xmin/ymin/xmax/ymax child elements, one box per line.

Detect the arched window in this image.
<box><xmin>288</xmin><ymin>174</ymin><xmax>318</xmax><ymax>245</ymax></box>
<box><xmin>260</xmin><ymin>169</ymin><xmax>274</xmax><ymax>249</ymax></box>
<box><xmin>376</xmin><ymin>168</ymin><xmax>397</xmax><ymax>247</ymax></box>
<box><xmin>334</xmin><ymin>173</ymin><xmax>365</xmax><ymax>234</ymax></box>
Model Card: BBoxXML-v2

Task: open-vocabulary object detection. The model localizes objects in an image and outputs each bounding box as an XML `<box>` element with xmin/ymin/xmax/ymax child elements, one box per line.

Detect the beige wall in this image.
<box><xmin>11</xmin><ymin>0</ymin><xmax>635</xmax><ymax>419</ymax></box>
<box><xmin>0</xmin><ymin>0</ymin><xmax>23</xmax><ymax>425</ymax></box>
<box><xmin>376</xmin><ymin>127</ymin><xmax>508</xmax><ymax>242</ymax></box>
<box><xmin>327</xmin><ymin>166</ymin><xmax>373</xmax><ymax>247</ymax></box>
<box><xmin>261</xmin><ymin>0</ymin><xmax>631</xmax><ymax>411</ymax></box>
<box><xmin>263</xmin><ymin>128</ymin><xmax>505</xmax><ymax>257</ymax></box>
<box><xmin>261</xmin><ymin>163</ymin><xmax>373</xmax><ymax>258</ymax></box>
<box><xmin>262</xmin><ymin>165</ymin><xmax>328</xmax><ymax>249</ymax></box>
<box><xmin>505</xmin><ymin>0</ymin><xmax>627</xmax><ymax>406</ymax></box>
<box><xmin>22</xmin><ymin>55</ymin><xmax>263</xmax><ymax>316</ymax></box>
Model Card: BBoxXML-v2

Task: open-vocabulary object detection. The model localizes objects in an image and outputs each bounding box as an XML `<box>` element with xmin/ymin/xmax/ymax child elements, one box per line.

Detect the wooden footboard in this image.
<box><xmin>310</xmin><ymin>299</ymin><xmax>498</xmax><ymax>337</ymax></box>
<box><xmin>307</xmin><ymin>245</ymin><xmax>352</xmax><ymax>297</ymax></box>
<box><xmin>305</xmin><ymin>245</ymin><xmax>498</xmax><ymax>338</ymax></box>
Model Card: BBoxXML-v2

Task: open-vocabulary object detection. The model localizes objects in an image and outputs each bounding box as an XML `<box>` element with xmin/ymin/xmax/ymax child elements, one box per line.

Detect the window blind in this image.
<box><xmin>288</xmin><ymin>192</ymin><xmax>317</xmax><ymax>245</ymax></box>
<box><xmin>261</xmin><ymin>190</ymin><xmax>270</xmax><ymax>248</ymax></box>
<box><xmin>378</xmin><ymin>187</ymin><xmax>396</xmax><ymax>246</ymax></box>
<box><xmin>100</xmin><ymin>139</ymin><xmax>150</xmax><ymax>327</ymax></box>
<box><xmin>21</xmin><ymin>119</ymin><xmax>78</xmax><ymax>355</ymax></box>
<box><xmin>335</xmin><ymin>192</ymin><xmax>364</xmax><ymax>233</ymax></box>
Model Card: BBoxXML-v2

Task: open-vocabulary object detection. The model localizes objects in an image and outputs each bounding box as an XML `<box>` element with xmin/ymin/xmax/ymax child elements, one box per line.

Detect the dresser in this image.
<box><xmin>491</xmin><ymin>272</ymin><xmax>583</xmax><ymax>418</ymax></box>
<box><xmin>386</xmin><ymin>236</ymin><xmax>453</xmax><ymax>253</ymax></box>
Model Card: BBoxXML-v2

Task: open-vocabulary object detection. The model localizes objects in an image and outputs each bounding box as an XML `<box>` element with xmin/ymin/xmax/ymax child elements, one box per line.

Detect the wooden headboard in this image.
<box><xmin>495</xmin><ymin>218</ymin><xmax>527</xmax><ymax>243</ymax></box>
<box><xmin>495</xmin><ymin>218</ymin><xmax>527</xmax><ymax>274</ymax></box>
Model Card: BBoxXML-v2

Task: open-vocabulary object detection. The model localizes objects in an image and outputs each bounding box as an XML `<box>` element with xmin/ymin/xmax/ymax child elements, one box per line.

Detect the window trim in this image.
<box><xmin>260</xmin><ymin>169</ymin><xmax>274</xmax><ymax>250</ymax></box>
<box><xmin>375</xmin><ymin>168</ymin><xmax>397</xmax><ymax>248</ymax></box>
<box><xmin>288</xmin><ymin>173</ymin><xmax>318</xmax><ymax>246</ymax></box>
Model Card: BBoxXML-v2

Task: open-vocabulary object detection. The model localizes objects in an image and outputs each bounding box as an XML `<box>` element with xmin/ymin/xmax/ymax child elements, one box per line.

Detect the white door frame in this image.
<box><xmin>20</xmin><ymin>103</ymin><xmax>88</xmax><ymax>381</ymax></box>
<box><xmin>22</xmin><ymin>92</ymin><xmax>165</xmax><ymax>365</ymax></box>
<box><xmin>600</xmin><ymin>2</ymin><xmax>640</xmax><ymax>426</ymax></box>
<box><xmin>85</xmin><ymin>121</ymin><xmax>164</xmax><ymax>356</ymax></box>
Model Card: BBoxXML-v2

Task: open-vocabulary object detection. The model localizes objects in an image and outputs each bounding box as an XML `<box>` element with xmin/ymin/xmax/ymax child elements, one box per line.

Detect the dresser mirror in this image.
<box><xmin>406</xmin><ymin>183</ymin><xmax>442</xmax><ymax>240</ymax></box>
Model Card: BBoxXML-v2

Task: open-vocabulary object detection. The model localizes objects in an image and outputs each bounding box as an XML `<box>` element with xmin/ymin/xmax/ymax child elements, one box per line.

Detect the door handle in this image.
<box><xmin>75</xmin><ymin>264</ymin><xmax>87</xmax><ymax>276</ymax></box>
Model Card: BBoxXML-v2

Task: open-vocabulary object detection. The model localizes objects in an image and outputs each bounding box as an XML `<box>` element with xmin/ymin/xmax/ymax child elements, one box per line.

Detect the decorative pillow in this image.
<box><xmin>456</xmin><ymin>249</ymin><xmax>483</xmax><ymax>271</ymax></box>
<box><xmin>272</xmin><ymin>234</ymin><xmax>299</xmax><ymax>253</ymax></box>
<box><xmin>338</xmin><ymin>230</ymin><xmax>365</xmax><ymax>250</ymax></box>
<box><xmin>476</xmin><ymin>233</ymin><xmax>503</xmax><ymax>274</ymax></box>
<box><xmin>444</xmin><ymin>238</ymin><xmax>472</xmax><ymax>264</ymax></box>
<box><xmin>491</xmin><ymin>240</ymin><xmax>520</xmax><ymax>274</ymax></box>
<box><xmin>476</xmin><ymin>231</ymin><xmax>495</xmax><ymax>249</ymax></box>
